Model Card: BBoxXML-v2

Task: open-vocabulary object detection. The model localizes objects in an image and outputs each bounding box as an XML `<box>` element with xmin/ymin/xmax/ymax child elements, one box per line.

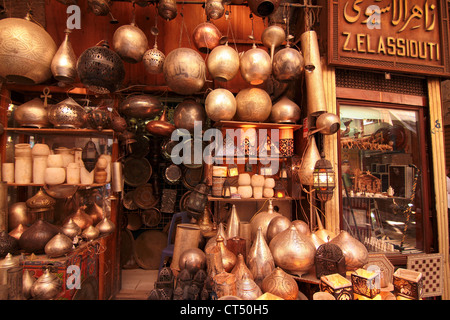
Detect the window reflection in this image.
<box><xmin>339</xmin><ymin>105</ymin><xmax>423</xmax><ymax>254</ymax></box>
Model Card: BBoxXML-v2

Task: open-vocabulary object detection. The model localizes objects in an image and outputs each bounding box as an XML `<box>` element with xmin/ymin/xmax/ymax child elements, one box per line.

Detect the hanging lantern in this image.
<box><xmin>239</xmin><ymin>44</ymin><xmax>272</xmax><ymax>85</ymax></box>
<box><xmin>313</xmin><ymin>153</ymin><xmax>336</xmax><ymax>202</ymax></box>
<box><xmin>158</xmin><ymin>0</ymin><xmax>178</xmax><ymax>21</ymax></box>
<box><xmin>186</xmin><ymin>183</ymin><xmax>210</xmax><ymax>219</ymax></box>
<box><xmin>51</xmin><ymin>29</ymin><xmax>77</xmax><ymax>84</ymax></box>
<box><xmin>205</xmin><ymin>0</ymin><xmax>225</xmax><ymax>20</ymax></box>
<box><xmin>222</xmin><ymin>179</ymin><xmax>231</xmax><ymax>198</ymax></box>
<box><xmin>112</xmin><ymin>13</ymin><xmax>148</xmax><ymax>64</ymax></box>
<box><xmin>192</xmin><ymin>21</ymin><xmax>222</xmax><ymax>54</ymax></box>
<box><xmin>77</xmin><ymin>40</ymin><xmax>125</xmax><ymax>94</ymax></box>
<box><xmin>82</xmin><ymin>140</ymin><xmax>100</xmax><ymax>173</ymax></box>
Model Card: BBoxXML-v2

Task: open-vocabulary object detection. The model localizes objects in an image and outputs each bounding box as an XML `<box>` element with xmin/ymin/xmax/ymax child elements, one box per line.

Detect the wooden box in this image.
<box><xmin>22</xmin><ymin>241</ymin><xmax>100</xmax><ymax>300</ymax></box>
<box><xmin>393</xmin><ymin>268</ymin><xmax>423</xmax><ymax>300</ymax></box>
<box><xmin>351</xmin><ymin>268</ymin><xmax>381</xmax><ymax>299</ymax></box>
<box><xmin>320</xmin><ymin>274</ymin><xmax>353</xmax><ymax>300</ymax></box>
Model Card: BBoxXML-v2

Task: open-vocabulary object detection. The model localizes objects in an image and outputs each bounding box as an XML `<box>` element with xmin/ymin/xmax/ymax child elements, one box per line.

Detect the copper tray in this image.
<box><xmin>126</xmin><ymin>212</ymin><xmax>142</xmax><ymax>231</ymax></box>
<box><xmin>179</xmin><ymin>190</ymin><xmax>192</xmax><ymax>212</ymax></box>
<box><xmin>134</xmin><ymin>230</ymin><xmax>168</xmax><ymax>270</ymax></box>
<box><xmin>123</xmin><ymin>157</ymin><xmax>152</xmax><ymax>187</ymax></box>
<box><xmin>142</xmin><ymin>207</ymin><xmax>161</xmax><ymax>227</ymax></box>
<box><xmin>133</xmin><ymin>184</ymin><xmax>159</xmax><ymax>209</ymax></box>
<box><xmin>182</xmin><ymin>167</ymin><xmax>203</xmax><ymax>190</ymax></box>
<box><xmin>123</xmin><ymin>190</ymin><xmax>138</xmax><ymax>210</ymax></box>
<box><xmin>163</xmin><ymin>164</ymin><xmax>182</xmax><ymax>185</ymax></box>
<box><xmin>130</xmin><ymin>135</ymin><xmax>150</xmax><ymax>158</ymax></box>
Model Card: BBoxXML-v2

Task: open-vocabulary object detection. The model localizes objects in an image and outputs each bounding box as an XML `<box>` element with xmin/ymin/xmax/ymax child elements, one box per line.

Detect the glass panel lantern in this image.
<box><xmin>313</xmin><ymin>153</ymin><xmax>335</xmax><ymax>202</ymax></box>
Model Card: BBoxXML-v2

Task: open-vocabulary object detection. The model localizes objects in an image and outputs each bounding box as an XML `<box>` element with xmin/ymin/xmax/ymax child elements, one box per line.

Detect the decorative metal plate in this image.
<box><xmin>133</xmin><ymin>184</ymin><xmax>158</xmax><ymax>209</ymax></box>
<box><xmin>123</xmin><ymin>157</ymin><xmax>152</xmax><ymax>187</ymax></box>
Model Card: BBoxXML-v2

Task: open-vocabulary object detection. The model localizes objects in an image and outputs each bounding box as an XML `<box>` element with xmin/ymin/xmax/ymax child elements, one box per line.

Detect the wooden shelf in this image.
<box><xmin>208</xmin><ymin>196</ymin><xmax>294</xmax><ymax>202</ymax></box>
<box><xmin>6</xmin><ymin>128</ymin><xmax>115</xmax><ymax>137</ymax></box>
<box><xmin>7</xmin><ymin>183</ymin><xmax>108</xmax><ymax>188</ymax></box>
<box><xmin>213</xmin><ymin>120</ymin><xmax>302</xmax><ymax>131</ymax></box>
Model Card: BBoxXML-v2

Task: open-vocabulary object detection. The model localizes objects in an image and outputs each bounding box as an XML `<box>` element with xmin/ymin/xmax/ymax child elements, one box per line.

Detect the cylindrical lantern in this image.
<box><xmin>300</xmin><ymin>30</ymin><xmax>327</xmax><ymax>116</ymax></box>
<box><xmin>279</xmin><ymin>128</ymin><xmax>294</xmax><ymax>157</ymax></box>
<box><xmin>313</xmin><ymin>153</ymin><xmax>336</xmax><ymax>202</ymax></box>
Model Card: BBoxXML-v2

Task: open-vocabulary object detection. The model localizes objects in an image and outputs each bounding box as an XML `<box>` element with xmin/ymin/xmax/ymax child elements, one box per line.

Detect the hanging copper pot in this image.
<box><xmin>192</xmin><ymin>21</ymin><xmax>222</xmax><ymax>54</ymax></box>
<box><xmin>113</xmin><ymin>14</ymin><xmax>148</xmax><ymax>64</ymax></box>
<box><xmin>269</xmin><ymin>224</ymin><xmax>316</xmax><ymax>276</ymax></box>
<box><xmin>88</xmin><ymin>0</ymin><xmax>112</xmax><ymax>16</ymax></box>
<box><xmin>235</xmin><ymin>88</ymin><xmax>272</xmax><ymax>122</ymax></box>
<box><xmin>158</xmin><ymin>0</ymin><xmax>177</xmax><ymax>21</ymax></box>
<box><xmin>261</xmin><ymin>267</ymin><xmax>299</xmax><ymax>300</ymax></box>
<box><xmin>249</xmin><ymin>199</ymin><xmax>281</xmax><ymax>241</ymax></box>
<box><xmin>173</xmin><ymin>97</ymin><xmax>206</xmax><ymax>133</ymax></box>
<box><xmin>0</xmin><ymin>16</ymin><xmax>57</xmax><ymax>85</ymax></box>
<box><xmin>30</xmin><ymin>269</ymin><xmax>62</xmax><ymax>300</ymax></box>
<box><xmin>145</xmin><ymin>109</ymin><xmax>176</xmax><ymax>137</ymax></box>
<box><xmin>14</xmin><ymin>98</ymin><xmax>51</xmax><ymax>129</ymax></box>
<box><xmin>261</xmin><ymin>25</ymin><xmax>285</xmax><ymax>61</ymax></box>
<box><xmin>205</xmin><ymin>0</ymin><xmax>225</xmax><ymax>20</ymax></box>
<box><xmin>247</xmin><ymin>0</ymin><xmax>280</xmax><ymax>17</ymax></box>
<box><xmin>300</xmin><ymin>30</ymin><xmax>327</xmax><ymax>116</ymax></box>
<box><xmin>51</xmin><ymin>29</ymin><xmax>77</xmax><ymax>84</ymax></box>
<box><xmin>273</xmin><ymin>46</ymin><xmax>304</xmax><ymax>82</ymax></box>
<box><xmin>315</xmin><ymin>112</ymin><xmax>341</xmax><ymax>135</ymax></box>
<box><xmin>247</xmin><ymin>226</ymin><xmax>275</xmax><ymax>287</ymax></box>
<box><xmin>60</xmin><ymin>218</ymin><xmax>81</xmax><ymax>240</ymax></box>
<box><xmin>239</xmin><ymin>44</ymin><xmax>272</xmax><ymax>85</ymax></box>
<box><xmin>270</xmin><ymin>96</ymin><xmax>301</xmax><ymax>124</ymax></box>
<box><xmin>163</xmin><ymin>48</ymin><xmax>206</xmax><ymax>95</ymax></box>
<box><xmin>236</xmin><ymin>273</ymin><xmax>262</xmax><ymax>300</ymax></box>
<box><xmin>207</xmin><ymin>43</ymin><xmax>240</xmax><ymax>82</ymax></box>
<box><xmin>119</xmin><ymin>94</ymin><xmax>163</xmax><ymax>119</ymax></box>
<box><xmin>18</xmin><ymin>219</ymin><xmax>60</xmax><ymax>254</ymax></box>
<box><xmin>329</xmin><ymin>230</ymin><xmax>368</xmax><ymax>271</ymax></box>
<box><xmin>44</xmin><ymin>233</ymin><xmax>73</xmax><ymax>258</ymax></box>
<box><xmin>205</xmin><ymin>88</ymin><xmax>236</xmax><ymax>122</ymax></box>
<box><xmin>266</xmin><ymin>215</ymin><xmax>291</xmax><ymax>244</ymax></box>
<box><xmin>0</xmin><ymin>231</ymin><xmax>19</xmax><ymax>258</ymax></box>
<box><xmin>77</xmin><ymin>40</ymin><xmax>125</xmax><ymax>94</ymax></box>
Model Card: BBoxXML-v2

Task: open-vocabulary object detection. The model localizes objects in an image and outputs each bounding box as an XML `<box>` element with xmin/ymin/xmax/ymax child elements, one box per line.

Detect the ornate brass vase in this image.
<box><xmin>231</xmin><ymin>253</ymin><xmax>253</xmax><ymax>281</ymax></box>
<box><xmin>44</xmin><ymin>233</ymin><xmax>73</xmax><ymax>258</ymax></box>
<box><xmin>266</xmin><ymin>215</ymin><xmax>291</xmax><ymax>244</ymax></box>
<box><xmin>329</xmin><ymin>230</ymin><xmax>368</xmax><ymax>271</ymax></box>
<box><xmin>247</xmin><ymin>227</ymin><xmax>275</xmax><ymax>287</ymax></box>
<box><xmin>250</xmin><ymin>199</ymin><xmax>281</xmax><ymax>241</ymax></box>
<box><xmin>51</xmin><ymin>29</ymin><xmax>77</xmax><ymax>84</ymax></box>
<box><xmin>30</xmin><ymin>269</ymin><xmax>62</xmax><ymax>300</ymax></box>
<box><xmin>236</xmin><ymin>273</ymin><xmax>262</xmax><ymax>300</ymax></box>
<box><xmin>261</xmin><ymin>267</ymin><xmax>299</xmax><ymax>300</ymax></box>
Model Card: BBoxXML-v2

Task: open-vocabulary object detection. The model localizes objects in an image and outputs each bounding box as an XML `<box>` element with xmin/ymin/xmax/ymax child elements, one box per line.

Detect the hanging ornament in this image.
<box><xmin>143</xmin><ymin>14</ymin><xmax>165</xmax><ymax>74</ymax></box>
<box><xmin>82</xmin><ymin>140</ymin><xmax>100</xmax><ymax>172</ymax></box>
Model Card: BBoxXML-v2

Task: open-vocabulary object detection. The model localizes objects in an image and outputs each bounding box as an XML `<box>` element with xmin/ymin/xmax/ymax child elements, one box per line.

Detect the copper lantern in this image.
<box><xmin>313</xmin><ymin>153</ymin><xmax>335</xmax><ymax>202</ymax></box>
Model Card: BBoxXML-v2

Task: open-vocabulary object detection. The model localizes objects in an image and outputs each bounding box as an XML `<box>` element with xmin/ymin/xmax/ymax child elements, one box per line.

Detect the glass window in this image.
<box><xmin>339</xmin><ymin>104</ymin><xmax>425</xmax><ymax>254</ymax></box>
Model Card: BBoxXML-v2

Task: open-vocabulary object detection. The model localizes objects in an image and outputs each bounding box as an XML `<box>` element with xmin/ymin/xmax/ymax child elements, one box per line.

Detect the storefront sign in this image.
<box><xmin>328</xmin><ymin>0</ymin><xmax>450</xmax><ymax>77</ymax></box>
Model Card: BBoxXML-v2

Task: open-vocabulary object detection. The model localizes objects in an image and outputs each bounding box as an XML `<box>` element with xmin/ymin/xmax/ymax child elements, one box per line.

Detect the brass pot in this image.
<box><xmin>247</xmin><ymin>0</ymin><xmax>280</xmax><ymax>17</ymax></box>
<box><xmin>178</xmin><ymin>248</ymin><xmax>206</xmax><ymax>275</ymax></box>
<box><xmin>44</xmin><ymin>233</ymin><xmax>73</xmax><ymax>258</ymax></box>
<box><xmin>205</xmin><ymin>0</ymin><xmax>225</xmax><ymax>20</ymax></box>
<box><xmin>51</xmin><ymin>29</ymin><xmax>77</xmax><ymax>84</ymax></box>
<box><xmin>82</xmin><ymin>225</ymin><xmax>100</xmax><ymax>241</ymax></box>
<box><xmin>145</xmin><ymin>109</ymin><xmax>176</xmax><ymax>137</ymax></box>
<box><xmin>96</xmin><ymin>217</ymin><xmax>116</xmax><ymax>235</ymax></box>
<box><xmin>235</xmin><ymin>88</ymin><xmax>272</xmax><ymax>122</ymax></box>
<box><xmin>18</xmin><ymin>219</ymin><xmax>60</xmax><ymax>254</ymax></box>
<box><xmin>0</xmin><ymin>17</ymin><xmax>57</xmax><ymax>85</ymax></box>
<box><xmin>26</xmin><ymin>188</ymin><xmax>56</xmax><ymax>214</ymax></box>
<box><xmin>266</xmin><ymin>215</ymin><xmax>291</xmax><ymax>244</ymax></box>
<box><xmin>269</xmin><ymin>224</ymin><xmax>316</xmax><ymax>276</ymax></box>
<box><xmin>236</xmin><ymin>273</ymin><xmax>262</xmax><ymax>300</ymax></box>
<box><xmin>173</xmin><ymin>97</ymin><xmax>206</xmax><ymax>133</ymax></box>
<box><xmin>205</xmin><ymin>88</ymin><xmax>236</xmax><ymax>122</ymax></box>
<box><xmin>8</xmin><ymin>202</ymin><xmax>28</xmax><ymax>231</ymax></box>
<box><xmin>30</xmin><ymin>269</ymin><xmax>62</xmax><ymax>300</ymax></box>
<box><xmin>272</xmin><ymin>46</ymin><xmax>304</xmax><ymax>82</ymax></box>
<box><xmin>120</xmin><ymin>94</ymin><xmax>163</xmax><ymax>119</ymax></box>
<box><xmin>60</xmin><ymin>218</ymin><xmax>81</xmax><ymax>240</ymax></box>
<box><xmin>163</xmin><ymin>48</ymin><xmax>206</xmax><ymax>95</ymax></box>
<box><xmin>158</xmin><ymin>0</ymin><xmax>177</xmax><ymax>21</ymax></box>
<box><xmin>261</xmin><ymin>267</ymin><xmax>299</xmax><ymax>300</ymax></box>
<box><xmin>192</xmin><ymin>21</ymin><xmax>222</xmax><ymax>54</ymax></box>
<box><xmin>270</xmin><ymin>96</ymin><xmax>301</xmax><ymax>124</ymax></box>
<box><xmin>247</xmin><ymin>226</ymin><xmax>275</xmax><ymax>287</ymax></box>
<box><xmin>207</xmin><ymin>44</ymin><xmax>240</xmax><ymax>82</ymax></box>
<box><xmin>250</xmin><ymin>199</ymin><xmax>281</xmax><ymax>241</ymax></box>
<box><xmin>239</xmin><ymin>45</ymin><xmax>272</xmax><ymax>85</ymax></box>
<box><xmin>315</xmin><ymin>112</ymin><xmax>341</xmax><ymax>135</ymax></box>
<box><xmin>329</xmin><ymin>230</ymin><xmax>368</xmax><ymax>271</ymax></box>
<box><xmin>48</xmin><ymin>97</ymin><xmax>86</xmax><ymax>129</ymax></box>
<box><xmin>113</xmin><ymin>21</ymin><xmax>148</xmax><ymax>64</ymax></box>
<box><xmin>14</xmin><ymin>98</ymin><xmax>51</xmax><ymax>128</ymax></box>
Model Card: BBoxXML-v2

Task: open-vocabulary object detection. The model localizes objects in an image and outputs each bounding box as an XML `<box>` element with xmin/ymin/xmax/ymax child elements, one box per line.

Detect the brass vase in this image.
<box><xmin>215</xmin><ymin>235</ymin><xmax>237</xmax><ymax>273</ymax></box>
<box><xmin>30</xmin><ymin>269</ymin><xmax>62</xmax><ymax>300</ymax></box>
<box><xmin>247</xmin><ymin>227</ymin><xmax>275</xmax><ymax>287</ymax></box>
<box><xmin>205</xmin><ymin>88</ymin><xmax>236</xmax><ymax>122</ymax></box>
<box><xmin>51</xmin><ymin>29</ymin><xmax>77</xmax><ymax>84</ymax></box>
<box><xmin>235</xmin><ymin>88</ymin><xmax>272</xmax><ymax>122</ymax></box>
<box><xmin>236</xmin><ymin>273</ymin><xmax>262</xmax><ymax>300</ymax></box>
<box><xmin>0</xmin><ymin>16</ymin><xmax>57</xmax><ymax>85</ymax></box>
<box><xmin>44</xmin><ymin>233</ymin><xmax>73</xmax><ymax>258</ymax></box>
<box><xmin>226</xmin><ymin>205</ymin><xmax>240</xmax><ymax>240</ymax></box>
<box><xmin>329</xmin><ymin>230</ymin><xmax>368</xmax><ymax>271</ymax></box>
<box><xmin>261</xmin><ymin>267</ymin><xmax>299</xmax><ymax>300</ymax></box>
<box><xmin>266</xmin><ymin>215</ymin><xmax>291</xmax><ymax>244</ymax></box>
<box><xmin>163</xmin><ymin>48</ymin><xmax>206</xmax><ymax>95</ymax></box>
<box><xmin>205</xmin><ymin>222</ymin><xmax>227</xmax><ymax>252</ymax></box>
<box><xmin>269</xmin><ymin>224</ymin><xmax>316</xmax><ymax>276</ymax></box>
<box><xmin>231</xmin><ymin>253</ymin><xmax>253</xmax><ymax>281</ymax></box>
<box><xmin>250</xmin><ymin>199</ymin><xmax>281</xmax><ymax>241</ymax></box>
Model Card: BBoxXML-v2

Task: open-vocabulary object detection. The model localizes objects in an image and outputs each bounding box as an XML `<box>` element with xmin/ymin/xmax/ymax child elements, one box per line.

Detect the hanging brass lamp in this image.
<box><xmin>51</xmin><ymin>29</ymin><xmax>77</xmax><ymax>84</ymax></box>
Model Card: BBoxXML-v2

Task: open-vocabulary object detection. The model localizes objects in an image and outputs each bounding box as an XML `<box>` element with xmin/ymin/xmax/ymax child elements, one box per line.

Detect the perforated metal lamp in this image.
<box><xmin>313</xmin><ymin>153</ymin><xmax>335</xmax><ymax>202</ymax></box>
